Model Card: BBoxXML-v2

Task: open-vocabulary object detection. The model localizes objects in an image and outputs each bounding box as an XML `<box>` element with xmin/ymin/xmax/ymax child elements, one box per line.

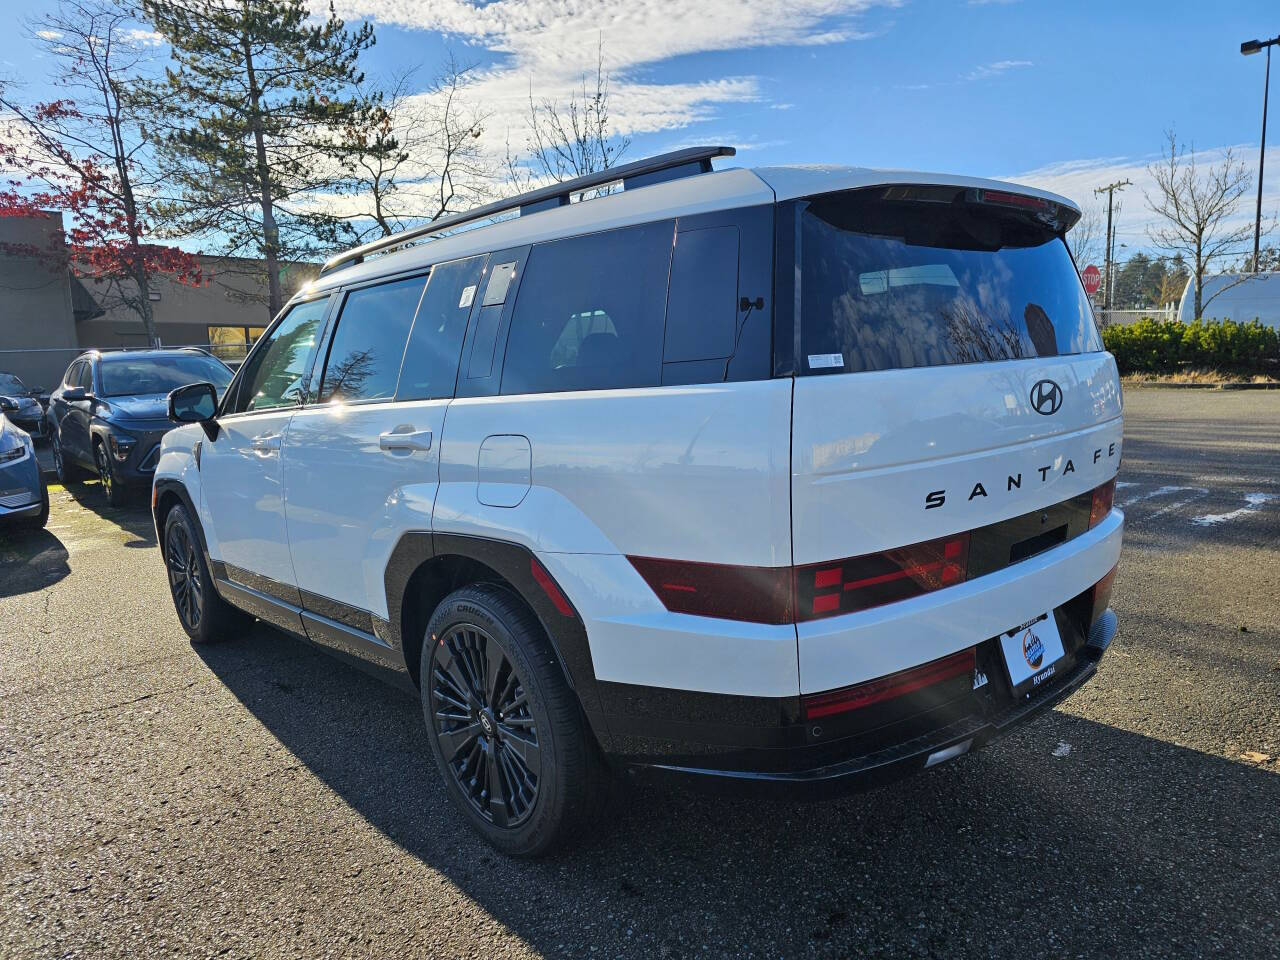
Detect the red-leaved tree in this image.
<box><xmin>0</xmin><ymin>1</ymin><xmax>201</xmax><ymax>346</ymax></box>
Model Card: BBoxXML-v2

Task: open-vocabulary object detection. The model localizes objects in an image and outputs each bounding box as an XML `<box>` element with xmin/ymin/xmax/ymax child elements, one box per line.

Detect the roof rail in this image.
<box><xmin>319</xmin><ymin>145</ymin><xmax>736</xmax><ymax>276</ymax></box>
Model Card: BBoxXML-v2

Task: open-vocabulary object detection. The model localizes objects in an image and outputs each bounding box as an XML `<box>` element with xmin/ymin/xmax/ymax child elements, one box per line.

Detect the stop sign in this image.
<box><xmin>1082</xmin><ymin>264</ymin><xmax>1102</xmax><ymax>295</ymax></box>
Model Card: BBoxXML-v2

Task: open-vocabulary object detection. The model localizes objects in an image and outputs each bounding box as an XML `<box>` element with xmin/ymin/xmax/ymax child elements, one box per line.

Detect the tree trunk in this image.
<box><xmin>1194</xmin><ymin>236</ymin><xmax>1204</xmax><ymax>321</ymax></box>
<box><xmin>242</xmin><ymin>24</ymin><xmax>283</xmax><ymax>319</ymax></box>
<box><xmin>135</xmin><ymin>268</ymin><xmax>158</xmax><ymax>346</ymax></box>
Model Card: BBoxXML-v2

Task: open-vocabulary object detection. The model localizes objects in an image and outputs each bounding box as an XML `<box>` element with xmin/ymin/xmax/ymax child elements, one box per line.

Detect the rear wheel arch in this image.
<box><xmin>386</xmin><ymin>533</ymin><xmax>609</xmax><ymax>744</ymax></box>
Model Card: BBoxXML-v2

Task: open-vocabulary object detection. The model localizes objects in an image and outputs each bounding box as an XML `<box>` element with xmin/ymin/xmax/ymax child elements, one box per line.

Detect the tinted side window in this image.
<box><xmin>664</xmin><ymin>226</ymin><xmax>739</xmax><ymax>363</ymax></box>
<box><xmin>63</xmin><ymin>362</ymin><xmax>83</xmax><ymax>389</ymax></box>
<box><xmin>398</xmin><ymin>255</ymin><xmax>486</xmax><ymax>401</ymax></box>
<box><xmin>318</xmin><ymin>277</ymin><xmax>425</xmax><ymax>404</ymax></box>
<box><xmin>77</xmin><ymin>362</ymin><xmax>94</xmax><ymax>391</ymax></box>
<box><xmin>500</xmin><ymin>221</ymin><xmax>674</xmax><ymax>396</ymax></box>
<box><xmin>232</xmin><ymin>298</ymin><xmax>329</xmax><ymax>413</ymax></box>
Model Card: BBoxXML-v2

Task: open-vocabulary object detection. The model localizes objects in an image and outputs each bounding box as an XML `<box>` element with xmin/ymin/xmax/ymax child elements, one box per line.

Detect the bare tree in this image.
<box><xmin>506</xmin><ymin>40</ymin><xmax>630</xmax><ymax>190</ymax></box>
<box><xmin>1145</xmin><ymin>131</ymin><xmax>1257</xmax><ymax>320</ymax></box>
<box><xmin>1066</xmin><ymin>205</ymin><xmax>1104</xmax><ymax>273</ymax></box>
<box><xmin>0</xmin><ymin>0</ymin><xmax>200</xmax><ymax>345</ymax></box>
<box><xmin>337</xmin><ymin>57</ymin><xmax>495</xmax><ymax>239</ymax></box>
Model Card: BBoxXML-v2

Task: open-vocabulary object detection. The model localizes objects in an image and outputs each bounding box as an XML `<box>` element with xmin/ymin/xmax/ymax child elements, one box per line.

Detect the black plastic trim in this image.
<box><xmin>382</xmin><ymin>531</ymin><xmax>611</xmax><ymax>745</ymax></box>
<box><xmin>214</xmin><ymin>576</ymin><xmax>307</xmax><ymax>637</ymax></box>
<box><xmin>223</xmin><ymin>561</ymin><xmax>303</xmax><ymax>609</ymax></box>
<box><xmin>299</xmin><ymin>588</ymin><xmax>375</xmax><ymax>635</ymax></box>
<box><xmin>633</xmin><ymin>649</ymin><xmax>1100</xmax><ymax>799</ymax></box>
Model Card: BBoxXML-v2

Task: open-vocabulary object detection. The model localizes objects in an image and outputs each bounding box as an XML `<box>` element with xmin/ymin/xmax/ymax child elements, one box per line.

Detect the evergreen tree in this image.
<box><xmin>142</xmin><ymin>0</ymin><xmax>375</xmax><ymax>318</ymax></box>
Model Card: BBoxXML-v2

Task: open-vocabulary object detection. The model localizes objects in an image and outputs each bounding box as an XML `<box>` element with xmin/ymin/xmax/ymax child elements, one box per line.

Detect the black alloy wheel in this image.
<box><xmin>166</xmin><ymin>516</ymin><xmax>203</xmax><ymax>633</ymax></box>
<box><xmin>51</xmin><ymin>432</ymin><xmax>65</xmax><ymax>480</ymax></box>
<box><xmin>162</xmin><ymin>503</ymin><xmax>246</xmax><ymax>645</ymax></box>
<box><xmin>430</xmin><ymin>622</ymin><xmax>542</xmax><ymax>827</ymax></box>
<box><xmin>421</xmin><ymin>585</ymin><xmax>606</xmax><ymax>856</ymax></box>
<box><xmin>51</xmin><ymin>432</ymin><xmax>81</xmax><ymax>483</ymax></box>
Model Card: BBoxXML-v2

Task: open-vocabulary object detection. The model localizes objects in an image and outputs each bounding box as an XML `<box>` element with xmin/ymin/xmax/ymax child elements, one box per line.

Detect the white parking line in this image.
<box><xmin>1119</xmin><ymin>485</ymin><xmax>1208</xmax><ymax>508</ymax></box>
<box><xmin>1191</xmin><ymin>493</ymin><xmax>1278</xmax><ymax>527</ymax></box>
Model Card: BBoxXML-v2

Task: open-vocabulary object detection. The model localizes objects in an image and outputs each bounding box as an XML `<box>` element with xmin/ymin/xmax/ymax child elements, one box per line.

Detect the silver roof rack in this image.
<box><xmin>319</xmin><ymin>145</ymin><xmax>736</xmax><ymax>277</ymax></box>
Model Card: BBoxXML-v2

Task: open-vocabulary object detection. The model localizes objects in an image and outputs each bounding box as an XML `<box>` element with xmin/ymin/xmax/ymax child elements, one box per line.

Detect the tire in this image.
<box><xmin>20</xmin><ymin>477</ymin><xmax>50</xmax><ymax>531</ymax></box>
<box><xmin>94</xmin><ymin>441</ymin><xmax>130</xmax><ymax>508</ymax></box>
<box><xmin>51</xmin><ymin>430</ymin><xmax>87</xmax><ymax>484</ymax></box>
<box><xmin>421</xmin><ymin>585</ymin><xmax>606</xmax><ymax>857</ymax></box>
<box><xmin>163</xmin><ymin>502</ymin><xmax>249</xmax><ymax>644</ymax></box>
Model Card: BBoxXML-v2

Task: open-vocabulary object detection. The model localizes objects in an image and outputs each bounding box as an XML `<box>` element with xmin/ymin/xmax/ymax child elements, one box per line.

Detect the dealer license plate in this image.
<box><xmin>999</xmin><ymin>613</ymin><xmax>1066</xmax><ymax>695</ymax></box>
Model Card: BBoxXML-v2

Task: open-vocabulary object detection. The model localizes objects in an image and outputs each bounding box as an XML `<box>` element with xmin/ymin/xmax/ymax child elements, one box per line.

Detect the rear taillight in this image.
<box><xmin>802</xmin><ymin>647</ymin><xmax>975</xmax><ymax>720</ymax></box>
<box><xmin>1090</xmin><ymin>478</ymin><xmax>1116</xmax><ymax>528</ymax></box>
<box><xmin>631</xmin><ymin>533</ymin><xmax>971</xmax><ymax>626</ymax></box>
<box><xmin>794</xmin><ymin>533</ymin><xmax>970</xmax><ymax>622</ymax></box>
<box><xmin>1089</xmin><ymin>562</ymin><xmax>1118</xmax><ymax>625</ymax></box>
<box><xmin>626</xmin><ymin>556</ymin><xmax>793</xmax><ymax>625</ymax></box>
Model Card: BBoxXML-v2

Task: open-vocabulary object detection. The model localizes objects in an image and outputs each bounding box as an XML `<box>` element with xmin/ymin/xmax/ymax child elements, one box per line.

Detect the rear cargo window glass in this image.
<box><xmin>799</xmin><ymin>192</ymin><xmax>1101</xmax><ymax>374</ymax></box>
<box><xmin>501</xmin><ymin>221</ymin><xmax>674</xmax><ymax>395</ymax></box>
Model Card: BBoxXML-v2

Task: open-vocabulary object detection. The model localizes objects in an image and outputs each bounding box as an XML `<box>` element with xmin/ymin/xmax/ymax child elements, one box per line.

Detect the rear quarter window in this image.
<box><xmin>499</xmin><ymin>221</ymin><xmax>674</xmax><ymax>396</ymax></box>
<box><xmin>798</xmin><ymin>190</ymin><xmax>1101</xmax><ymax>375</ymax></box>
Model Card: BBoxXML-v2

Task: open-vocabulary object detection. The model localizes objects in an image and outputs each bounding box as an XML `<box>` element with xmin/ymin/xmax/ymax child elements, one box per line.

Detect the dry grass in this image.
<box><xmin>1122</xmin><ymin>369</ymin><xmax>1280</xmax><ymax>385</ymax></box>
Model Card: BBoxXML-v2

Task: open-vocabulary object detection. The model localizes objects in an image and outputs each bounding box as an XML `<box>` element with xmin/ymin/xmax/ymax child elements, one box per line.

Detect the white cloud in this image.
<box><xmin>963</xmin><ymin>59</ymin><xmax>1032</xmax><ymax>81</ymax></box>
<box><xmin>1010</xmin><ymin>144</ymin><xmax>1280</xmax><ymax>257</ymax></box>
<box><xmin>123</xmin><ymin>28</ymin><xmax>166</xmax><ymax>47</ymax></box>
<box><xmin>35</xmin><ymin>30</ymin><xmax>63</xmax><ymax>41</ymax></box>
<box><xmin>333</xmin><ymin>0</ymin><xmax>898</xmax><ymax>149</ymax></box>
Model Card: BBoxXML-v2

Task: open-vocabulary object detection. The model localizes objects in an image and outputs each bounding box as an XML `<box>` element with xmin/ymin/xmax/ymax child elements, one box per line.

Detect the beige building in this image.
<box><xmin>0</xmin><ymin>213</ymin><xmax>318</xmax><ymax>389</ymax></box>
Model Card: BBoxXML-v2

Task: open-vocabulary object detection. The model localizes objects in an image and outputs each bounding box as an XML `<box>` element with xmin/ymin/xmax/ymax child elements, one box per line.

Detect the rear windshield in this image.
<box><xmin>100</xmin><ymin>355</ymin><xmax>233</xmax><ymax>397</ymax></box>
<box><xmin>798</xmin><ymin>190</ymin><xmax>1101</xmax><ymax>374</ymax></box>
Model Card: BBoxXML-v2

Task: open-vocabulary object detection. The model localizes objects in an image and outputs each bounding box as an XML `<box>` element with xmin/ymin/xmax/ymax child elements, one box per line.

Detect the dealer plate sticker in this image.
<box><xmin>999</xmin><ymin>613</ymin><xmax>1066</xmax><ymax>690</ymax></box>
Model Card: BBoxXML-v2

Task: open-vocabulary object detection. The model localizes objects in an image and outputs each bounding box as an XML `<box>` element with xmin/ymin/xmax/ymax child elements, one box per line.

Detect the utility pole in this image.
<box><xmin>1095</xmin><ymin>179</ymin><xmax>1132</xmax><ymax>310</ymax></box>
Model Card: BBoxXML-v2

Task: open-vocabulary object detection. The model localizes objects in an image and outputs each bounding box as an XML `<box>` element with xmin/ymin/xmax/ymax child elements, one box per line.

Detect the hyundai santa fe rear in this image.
<box><xmin>152</xmin><ymin>147</ymin><xmax>1122</xmax><ymax>856</ymax></box>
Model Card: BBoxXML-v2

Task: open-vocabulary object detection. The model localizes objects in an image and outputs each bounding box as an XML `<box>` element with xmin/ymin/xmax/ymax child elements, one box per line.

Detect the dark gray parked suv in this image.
<box><xmin>47</xmin><ymin>349</ymin><xmax>233</xmax><ymax>505</ymax></box>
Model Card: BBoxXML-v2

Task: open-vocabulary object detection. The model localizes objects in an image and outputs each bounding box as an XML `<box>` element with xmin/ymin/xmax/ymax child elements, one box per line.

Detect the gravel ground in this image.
<box><xmin>2</xmin><ymin>387</ymin><xmax>1278</xmax><ymax>959</ymax></box>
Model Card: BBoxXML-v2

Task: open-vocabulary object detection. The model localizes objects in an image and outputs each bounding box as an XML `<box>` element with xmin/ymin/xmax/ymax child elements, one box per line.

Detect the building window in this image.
<box><xmin>207</xmin><ymin>325</ymin><xmax>267</xmax><ymax>363</ymax></box>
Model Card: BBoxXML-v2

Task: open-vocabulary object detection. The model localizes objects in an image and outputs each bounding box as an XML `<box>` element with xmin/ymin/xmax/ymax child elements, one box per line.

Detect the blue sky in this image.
<box><xmin>3</xmin><ymin>0</ymin><xmax>1278</xmax><ymax>258</ymax></box>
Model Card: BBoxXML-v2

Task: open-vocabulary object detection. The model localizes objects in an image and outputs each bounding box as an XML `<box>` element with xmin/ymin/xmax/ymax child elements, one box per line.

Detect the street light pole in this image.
<box><xmin>1241</xmin><ymin>34</ymin><xmax>1280</xmax><ymax>272</ymax></box>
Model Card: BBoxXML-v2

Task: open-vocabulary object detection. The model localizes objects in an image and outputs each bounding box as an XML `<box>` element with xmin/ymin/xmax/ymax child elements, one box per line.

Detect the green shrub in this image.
<box><xmin>1102</xmin><ymin>318</ymin><xmax>1280</xmax><ymax>373</ymax></box>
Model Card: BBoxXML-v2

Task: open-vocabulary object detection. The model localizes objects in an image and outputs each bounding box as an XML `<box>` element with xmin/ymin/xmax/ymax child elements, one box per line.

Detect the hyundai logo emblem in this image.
<box><xmin>1030</xmin><ymin>379</ymin><xmax>1063</xmax><ymax>415</ymax></box>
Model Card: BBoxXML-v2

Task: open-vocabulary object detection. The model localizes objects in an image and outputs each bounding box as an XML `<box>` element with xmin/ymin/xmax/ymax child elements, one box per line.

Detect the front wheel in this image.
<box><xmin>51</xmin><ymin>430</ymin><xmax>86</xmax><ymax>484</ymax></box>
<box><xmin>95</xmin><ymin>442</ymin><xmax>129</xmax><ymax>507</ymax></box>
<box><xmin>421</xmin><ymin>585</ymin><xmax>606</xmax><ymax>857</ymax></box>
<box><xmin>163</xmin><ymin>503</ymin><xmax>249</xmax><ymax>644</ymax></box>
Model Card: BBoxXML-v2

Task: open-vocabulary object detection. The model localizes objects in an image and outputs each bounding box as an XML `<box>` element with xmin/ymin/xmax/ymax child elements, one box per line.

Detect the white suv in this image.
<box><xmin>154</xmin><ymin>147</ymin><xmax>1123</xmax><ymax>856</ymax></box>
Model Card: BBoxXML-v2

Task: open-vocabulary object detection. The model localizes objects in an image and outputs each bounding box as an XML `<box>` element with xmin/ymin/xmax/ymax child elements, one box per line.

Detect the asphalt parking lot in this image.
<box><xmin>2</xmin><ymin>388</ymin><xmax>1278</xmax><ymax>959</ymax></box>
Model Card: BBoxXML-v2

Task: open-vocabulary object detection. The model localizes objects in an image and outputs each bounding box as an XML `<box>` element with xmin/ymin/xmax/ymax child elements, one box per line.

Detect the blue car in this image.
<box><xmin>46</xmin><ymin>349</ymin><xmax>234</xmax><ymax>506</ymax></box>
<box><xmin>0</xmin><ymin>371</ymin><xmax>48</xmax><ymax>438</ymax></box>
<box><xmin>0</xmin><ymin>410</ymin><xmax>48</xmax><ymax>531</ymax></box>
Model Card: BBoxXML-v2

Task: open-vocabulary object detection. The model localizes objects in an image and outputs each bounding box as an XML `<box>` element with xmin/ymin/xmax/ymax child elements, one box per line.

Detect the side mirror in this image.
<box><xmin>62</xmin><ymin>386</ymin><xmax>89</xmax><ymax>402</ymax></box>
<box><xmin>0</xmin><ymin>396</ymin><xmax>16</xmax><ymax>412</ymax></box>
<box><xmin>168</xmin><ymin>382</ymin><xmax>218</xmax><ymax>423</ymax></box>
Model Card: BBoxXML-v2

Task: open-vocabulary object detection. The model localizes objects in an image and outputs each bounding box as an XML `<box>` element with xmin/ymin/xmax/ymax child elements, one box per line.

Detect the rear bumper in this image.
<box><xmin>631</xmin><ymin>607</ymin><xmax>1117</xmax><ymax>799</ymax></box>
